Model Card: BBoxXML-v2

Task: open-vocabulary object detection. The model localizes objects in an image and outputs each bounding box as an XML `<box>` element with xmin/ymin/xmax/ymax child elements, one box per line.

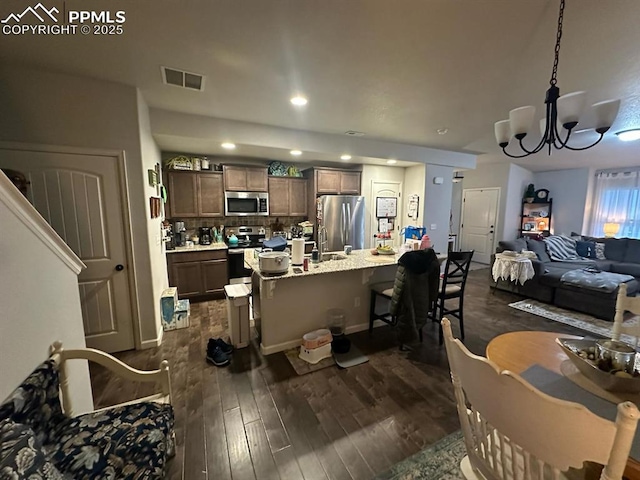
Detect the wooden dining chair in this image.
<box><xmin>442</xmin><ymin>318</ymin><xmax>639</xmax><ymax>480</ymax></box>
<box><xmin>613</xmin><ymin>283</ymin><xmax>640</xmax><ymax>345</ymax></box>
<box><xmin>430</xmin><ymin>250</ymin><xmax>474</xmax><ymax>344</ymax></box>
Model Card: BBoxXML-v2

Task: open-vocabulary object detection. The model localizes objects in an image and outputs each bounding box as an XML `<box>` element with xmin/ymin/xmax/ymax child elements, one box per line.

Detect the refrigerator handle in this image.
<box><xmin>340</xmin><ymin>203</ymin><xmax>347</xmax><ymax>247</ymax></box>
<box><xmin>346</xmin><ymin>202</ymin><xmax>352</xmax><ymax>244</ymax></box>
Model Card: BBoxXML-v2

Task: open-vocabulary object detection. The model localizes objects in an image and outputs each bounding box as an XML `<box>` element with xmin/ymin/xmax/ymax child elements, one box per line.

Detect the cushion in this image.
<box><xmin>610</xmin><ymin>263</ymin><xmax>640</xmax><ymax>278</ymax></box>
<box><xmin>624</xmin><ymin>239</ymin><xmax>640</xmax><ymax>263</ymax></box>
<box><xmin>543</xmin><ymin>235</ymin><xmax>579</xmax><ymax>261</ymax></box>
<box><xmin>50</xmin><ymin>402</ymin><xmax>174</xmax><ymax>480</ymax></box>
<box><xmin>0</xmin><ymin>360</ymin><xmax>65</xmax><ymax>446</ymax></box>
<box><xmin>0</xmin><ymin>418</ymin><xmax>64</xmax><ymax>479</ymax></box>
<box><xmin>602</xmin><ymin>238</ymin><xmax>628</xmax><ymax>261</ymax></box>
<box><xmin>498</xmin><ymin>238</ymin><xmax>527</xmax><ymax>253</ymax></box>
<box><xmin>595</xmin><ymin>242</ymin><xmax>606</xmax><ymax>260</ymax></box>
<box><xmin>526</xmin><ymin>238</ymin><xmax>551</xmax><ymax>262</ymax></box>
<box><xmin>575</xmin><ymin>240</ymin><xmax>596</xmax><ymax>259</ymax></box>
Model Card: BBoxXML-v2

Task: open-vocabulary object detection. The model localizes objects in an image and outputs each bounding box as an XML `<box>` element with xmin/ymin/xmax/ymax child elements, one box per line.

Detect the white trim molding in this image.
<box><xmin>0</xmin><ymin>170</ymin><xmax>85</xmax><ymax>274</ymax></box>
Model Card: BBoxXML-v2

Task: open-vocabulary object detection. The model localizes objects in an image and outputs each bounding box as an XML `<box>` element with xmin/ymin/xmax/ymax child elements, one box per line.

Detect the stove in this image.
<box><xmin>225</xmin><ymin>225</ymin><xmax>266</xmax><ymax>249</ymax></box>
<box><xmin>226</xmin><ymin>225</ymin><xmax>266</xmax><ymax>279</ymax></box>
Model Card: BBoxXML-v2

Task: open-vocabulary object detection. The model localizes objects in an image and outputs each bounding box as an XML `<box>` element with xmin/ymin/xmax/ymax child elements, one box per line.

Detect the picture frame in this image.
<box><xmin>523</xmin><ymin>222</ymin><xmax>536</xmax><ymax>231</ymax></box>
<box><xmin>376</xmin><ymin>196</ymin><xmax>397</xmax><ymax>218</ymax></box>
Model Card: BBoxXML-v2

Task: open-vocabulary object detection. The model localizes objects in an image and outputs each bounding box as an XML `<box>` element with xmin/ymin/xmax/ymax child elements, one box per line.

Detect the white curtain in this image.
<box><xmin>590</xmin><ymin>171</ymin><xmax>640</xmax><ymax>237</ymax></box>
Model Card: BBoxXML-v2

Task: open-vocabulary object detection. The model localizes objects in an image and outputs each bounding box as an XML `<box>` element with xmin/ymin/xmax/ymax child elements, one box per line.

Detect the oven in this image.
<box><xmin>225</xmin><ymin>191</ymin><xmax>269</xmax><ymax>216</ymax></box>
<box><xmin>225</xmin><ymin>225</ymin><xmax>266</xmax><ymax>279</ymax></box>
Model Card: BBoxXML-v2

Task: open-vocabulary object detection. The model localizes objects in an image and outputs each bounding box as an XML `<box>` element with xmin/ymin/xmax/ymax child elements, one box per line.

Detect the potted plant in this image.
<box><xmin>524</xmin><ymin>184</ymin><xmax>535</xmax><ymax>203</ymax></box>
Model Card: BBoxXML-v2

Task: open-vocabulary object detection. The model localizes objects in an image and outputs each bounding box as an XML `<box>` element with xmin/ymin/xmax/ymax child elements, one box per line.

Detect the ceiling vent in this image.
<box><xmin>161</xmin><ymin>66</ymin><xmax>205</xmax><ymax>92</ymax></box>
<box><xmin>344</xmin><ymin>131</ymin><xmax>365</xmax><ymax>137</ymax></box>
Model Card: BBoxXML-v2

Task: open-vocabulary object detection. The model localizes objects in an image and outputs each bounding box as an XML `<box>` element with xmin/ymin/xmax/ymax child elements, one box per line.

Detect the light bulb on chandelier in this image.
<box><xmin>494</xmin><ymin>0</ymin><xmax>620</xmax><ymax>158</ymax></box>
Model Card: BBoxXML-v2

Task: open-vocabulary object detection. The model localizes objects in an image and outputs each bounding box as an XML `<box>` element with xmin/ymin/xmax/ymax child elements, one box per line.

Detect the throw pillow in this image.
<box><xmin>595</xmin><ymin>242</ymin><xmax>606</xmax><ymax>260</ymax></box>
<box><xmin>543</xmin><ymin>235</ymin><xmax>579</xmax><ymax>261</ymax></box>
<box><xmin>602</xmin><ymin>238</ymin><xmax>628</xmax><ymax>261</ymax></box>
<box><xmin>575</xmin><ymin>240</ymin><xmax>596</xmax><ymax>259</ymax></box>
<box><xmin>526</xmin><ymin>238</ymin><xmax>551</xmax><ymax>262</ymax></box>
<box><xmin>624</xmin><ymin>238</ymin><xmax>640</xmax><ymax>263</ymax></box>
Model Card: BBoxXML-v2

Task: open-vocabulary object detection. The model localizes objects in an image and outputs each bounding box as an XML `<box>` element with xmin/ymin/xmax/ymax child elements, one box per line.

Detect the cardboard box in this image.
<box><xmin>160</xmin><ymin>287</ymin><xmax>178</xmax><ymax>331</ymax></box>
<box><xmin>174</xmin><ymin>299</ymin><xmax>190</xmax><ymax>330</ymax></box>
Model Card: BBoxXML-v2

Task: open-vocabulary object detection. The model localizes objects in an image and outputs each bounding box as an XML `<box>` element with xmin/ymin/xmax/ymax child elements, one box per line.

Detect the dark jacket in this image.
<box><xmin>389</xmin><ymin>249</ymin><xmax>440</xmax><ymax>343</ymax></box>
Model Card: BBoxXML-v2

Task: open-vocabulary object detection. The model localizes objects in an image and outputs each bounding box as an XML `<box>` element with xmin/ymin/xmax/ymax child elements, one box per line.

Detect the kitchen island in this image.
<box><xmin>245</xmin><ymin>249</ymin><xmax>400</xmax><ymax>354</ymax></box>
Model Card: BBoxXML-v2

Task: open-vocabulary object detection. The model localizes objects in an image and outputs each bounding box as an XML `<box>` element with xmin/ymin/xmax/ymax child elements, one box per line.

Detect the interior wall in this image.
<box><xmin>462</xmin><ymin>163</ymin><xmax>511</xmax><ymax>240</ymax></box>
<box><xmin>0</xmin><ymin>177</ymin><xmax>93</xmax><ymax>413</ymax></box>
<box><xmin>137</xmin><ymin>91</ymin><xmax>168</xmax><ymax>344</ymax></box>
<box><xmin>533</xmin><ymin>168</ymin><xmax>591</xmax><ymax>236</ymax></box>
<box><xmin>402</xmin><ymin>165</ymin><xmax>426</xmax><ymax>232</ymax></box>
<box><xmin>504</xmin><ymin>164</ymin><xmax>534</xmax><ymax>240</ymax></box>
<box><xmin>361</xmin><ymin>165</ymin><xmax>405</xmax><ymax>248</ymax></box>
<box><xmin>0</xmin><ymin>65</ymin><xmax>161</xmax><ymax>348</ymax></box>
<box><xmin>423</xmin><ymin>164</ymin><xmax>454</xmax><ymax>253</ymax></box>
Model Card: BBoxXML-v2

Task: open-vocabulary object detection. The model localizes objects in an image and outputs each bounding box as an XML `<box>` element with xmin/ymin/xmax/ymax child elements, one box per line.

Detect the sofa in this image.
<box><xmin>0</xmin><ymin>343</ymin><xmax>175</xmax><ymax>479</ymax></box>
<box><xmin>490</xmin><ymin>235</ymin><xmax>640</xmax><ymax>321</ymax></box>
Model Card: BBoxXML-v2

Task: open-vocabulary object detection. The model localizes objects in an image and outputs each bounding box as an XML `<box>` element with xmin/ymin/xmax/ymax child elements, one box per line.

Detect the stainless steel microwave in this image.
<box><xmin>224</xmin><ymin>191</ymin><xmax>269</xmax><ymax>216</ymax></box>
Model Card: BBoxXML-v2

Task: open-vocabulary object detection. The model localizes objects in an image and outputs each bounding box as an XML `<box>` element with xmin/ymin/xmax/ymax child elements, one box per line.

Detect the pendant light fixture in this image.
<box><xmin>494</xmin><ymin>0</ymin><xmax>620</xmax><ymax>158</ymax></box>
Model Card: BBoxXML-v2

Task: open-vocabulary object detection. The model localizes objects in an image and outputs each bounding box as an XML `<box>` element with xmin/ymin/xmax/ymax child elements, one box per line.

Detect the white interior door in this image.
<box><xmin>460</xmin><ymin>188</ymin><xmax>500</xmax><ymax>264</ymax></box>
<box><xmin>371</xmin><ymin>181</ymin><xmax>402</xmax><ymax>248</ymax></box>
<box><xmin>0</xmin><ymin>147</ymin><xmax>135</xmax><ymax>352</ymax></box>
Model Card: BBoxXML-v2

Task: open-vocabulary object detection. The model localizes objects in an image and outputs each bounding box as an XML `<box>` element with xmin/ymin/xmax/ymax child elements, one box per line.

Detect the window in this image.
<box><xmin>590</xmin><ymin>170</ymin><xmax>640</xmax><ymax>238</ymax></box>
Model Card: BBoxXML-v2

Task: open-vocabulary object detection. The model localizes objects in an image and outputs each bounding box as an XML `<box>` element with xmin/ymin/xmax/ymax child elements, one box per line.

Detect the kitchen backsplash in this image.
<box><xmin>176</xmin><ymin>216</ymin><xmax>307</xmax><ymax>236</ymax></box>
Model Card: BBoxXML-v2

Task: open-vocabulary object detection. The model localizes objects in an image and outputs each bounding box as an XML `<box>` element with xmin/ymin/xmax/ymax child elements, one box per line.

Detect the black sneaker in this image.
<box><xmin>214</xmin><ymin>338</ymin><xmax>234</xmax><ymax>355</ymax></box>
<box><xmin>206</xmin><ymin>345</ymin><xmax>230</xmax><ymax>367</ymax></box>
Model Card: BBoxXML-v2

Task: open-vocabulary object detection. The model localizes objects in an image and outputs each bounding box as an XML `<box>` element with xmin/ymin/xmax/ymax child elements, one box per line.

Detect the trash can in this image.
<box><xmin>224</xmin><ymin>283</ymin><xmax>251</xmax><ymax>348</ymax></box>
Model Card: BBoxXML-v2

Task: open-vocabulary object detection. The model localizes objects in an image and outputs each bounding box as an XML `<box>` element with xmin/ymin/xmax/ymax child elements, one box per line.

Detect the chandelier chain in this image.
<box><xmin>550</xmin><ymin>0</ymin><xmax>565</xmax><ymax>86</ymax></box>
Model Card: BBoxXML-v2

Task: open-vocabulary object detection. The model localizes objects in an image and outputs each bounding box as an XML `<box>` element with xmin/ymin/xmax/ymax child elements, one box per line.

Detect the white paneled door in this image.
<box><xmin>371</xmin><ymin>181</ymin><xmax>402</xmax><ymax>248</ymax></box>
<box><xmin>460</xmin><ymin>188</ymin><xmax>500</xmax><ymax>264</ymax></box>
<box><xmin>0</xmin><ymin>146</ymin><xmax>135</xmax><ymax>352</ymax></box>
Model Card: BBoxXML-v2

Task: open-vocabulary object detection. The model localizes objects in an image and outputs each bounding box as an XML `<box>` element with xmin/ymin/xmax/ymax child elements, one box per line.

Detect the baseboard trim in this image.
<box><xmin>140</xmin><ymin>326</ymin><xmax>163</xmax><ymax>350</ymax></box>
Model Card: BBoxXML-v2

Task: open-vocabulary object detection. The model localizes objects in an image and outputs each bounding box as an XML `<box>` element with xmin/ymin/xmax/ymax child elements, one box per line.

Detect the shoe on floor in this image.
<box><xmin>208</xmin><ymin>337</ymin><xmax>234</xmax><ymax>355</ymax></box>
<box><xmin>206</xmin><ymin>345</ymin><xmax>230</xmax><ymax>367</ymax></box>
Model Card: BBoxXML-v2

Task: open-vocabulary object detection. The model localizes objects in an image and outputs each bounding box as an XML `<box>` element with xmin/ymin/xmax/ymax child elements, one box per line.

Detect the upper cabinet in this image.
<box><xmin>307</xmin><ymin>168</ymin><xmax>361</xmax><ymax>195</ymax></box>
<box><xmin>223</xmin><ymin>165</ymin><xmax>268</xmax><ymax>192</ymax></box>
<box><xmin>268</xmin><ymin>177</ymin><xmax>307</xmax><ymax>216</ymax></box>
<box><xmin>166</xmin><ymin>171</ymin><xmax>224</xmax><ymax>218</ymax></box>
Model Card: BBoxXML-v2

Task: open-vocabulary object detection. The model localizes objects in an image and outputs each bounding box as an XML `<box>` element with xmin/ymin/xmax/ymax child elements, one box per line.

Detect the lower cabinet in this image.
<box><xmin>167</xmin><ymin>250</ymin><xmax>228</xmax><ymax>300</ymax></box>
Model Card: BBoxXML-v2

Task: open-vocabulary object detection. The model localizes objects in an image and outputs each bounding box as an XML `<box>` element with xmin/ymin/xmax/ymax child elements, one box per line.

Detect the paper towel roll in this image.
<box><xmin>292</xmin><ymin>238</ymin><xmax>305</xmax><ymax>265</ymax></box>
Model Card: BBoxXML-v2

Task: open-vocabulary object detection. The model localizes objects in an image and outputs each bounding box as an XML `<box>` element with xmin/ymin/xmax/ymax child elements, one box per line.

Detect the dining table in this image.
<box><xmin>486</xmin><ymin>330</ymin><xmax>640</xmax><ymax>480</ymax></box>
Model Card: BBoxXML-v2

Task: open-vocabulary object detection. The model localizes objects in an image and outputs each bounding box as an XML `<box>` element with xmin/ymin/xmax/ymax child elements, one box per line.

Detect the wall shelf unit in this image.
<box><xmin>520</xmin><ymin>199</ymin><xmax>553</xmax><ymax>237</ymax></box>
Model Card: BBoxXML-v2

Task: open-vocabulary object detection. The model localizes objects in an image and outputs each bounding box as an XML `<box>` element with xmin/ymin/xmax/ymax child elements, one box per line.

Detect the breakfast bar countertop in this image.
<box><xmin>166</xmin><ymin>242</ymin><xmax>228</xmax><ymax>254</ymax></box>
<box><xmin>244</xmin><ymin>248</ymin><xmax>400</xmax><ymax>280</ymax></box>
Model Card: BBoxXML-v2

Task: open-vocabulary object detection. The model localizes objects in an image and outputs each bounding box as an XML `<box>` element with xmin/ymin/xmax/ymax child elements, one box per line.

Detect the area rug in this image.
<box><xmin>375</xmin><ymin>430</ymin><xmax>465</xmax><ymax>480</ymax></box>
<box><xmin>284</xmin><ymin>347</ymin><xmax>335</xmax><ymax>375</ymax></box>
<box><xmin>509</xmin><ymin>299</ymin><xmax>639</xmax><ymax>344</ymax></box>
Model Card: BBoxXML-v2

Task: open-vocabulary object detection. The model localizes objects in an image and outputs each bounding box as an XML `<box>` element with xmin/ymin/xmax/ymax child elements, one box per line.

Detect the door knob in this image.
<box><xmin>115</xmin><ymin>264</ymin><xmax>124</xmax><ymax>271</ymax></box>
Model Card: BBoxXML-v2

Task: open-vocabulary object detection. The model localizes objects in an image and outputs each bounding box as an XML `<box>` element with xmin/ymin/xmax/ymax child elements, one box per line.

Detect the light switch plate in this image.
<box><xmin>430</xmin><ymin>224</ymin><xmax>437</xmax><ymax>230</ymax></box>
<box><xmin>433</xmin><ymin>177</ymin><xmax>444</xmax><ymax>184</ymax></box>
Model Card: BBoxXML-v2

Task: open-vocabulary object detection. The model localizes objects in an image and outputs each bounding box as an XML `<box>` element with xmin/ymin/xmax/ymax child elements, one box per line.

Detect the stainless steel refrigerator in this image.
<box><xmin>318</xmin><ymin>195</ymin><xmax>366</xmax><ymax>251</ymax></box>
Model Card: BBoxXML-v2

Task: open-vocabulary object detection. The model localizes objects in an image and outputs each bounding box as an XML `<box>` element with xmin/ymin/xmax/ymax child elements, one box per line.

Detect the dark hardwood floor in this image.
<box><xmin>90</xmin><ymin>267</ymin><xmax>590</xmax><ymax>480</ymax></box>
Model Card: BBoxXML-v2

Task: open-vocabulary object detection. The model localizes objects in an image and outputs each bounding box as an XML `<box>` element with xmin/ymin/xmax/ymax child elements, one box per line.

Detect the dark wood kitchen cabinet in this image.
<box><xmin>166</xmin><ymin>171</ymin><xmax>224</xmax><ymax>218</ymax></box>
<box><xmin>268</xmin><ymin>177</ymin><xmax>308</xmax><ymax>216</ymax></box>
<box><xmin>167</xmin><ymin>249</ymin><xmax>228</xmax><ymax>300</ymax></box>
<box><xmin>223</xmin><ymin>165</ymin><xmax>268</xmax><ymax>192</ymax></box>
<box><xmin>307</xmin><ymin>167</ymin><xmax>361</xmax><ymax>195</ymax></box>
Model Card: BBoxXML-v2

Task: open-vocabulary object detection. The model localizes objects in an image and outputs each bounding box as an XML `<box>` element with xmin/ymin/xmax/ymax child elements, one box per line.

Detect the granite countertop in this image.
<box><xmin>244</xmin><ymin>248</ymin><xmax>400</xmax><ymax>280</ymax></box>
<box><xmin>166</xmin><ymin>242</ymin><xmax>228</xmax><ymax>254</ymax></box>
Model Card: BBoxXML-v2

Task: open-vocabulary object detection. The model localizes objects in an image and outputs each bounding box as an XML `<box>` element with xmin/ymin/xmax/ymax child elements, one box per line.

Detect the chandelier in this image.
<box><xmin>494</xmin><ymin>0</ymin><xmax>620</xmax><ymax>158</ymax></box>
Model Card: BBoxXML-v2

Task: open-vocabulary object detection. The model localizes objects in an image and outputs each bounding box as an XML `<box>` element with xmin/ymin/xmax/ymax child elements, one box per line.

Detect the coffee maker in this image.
<box><xmin>174</xmin><ymin>221</ymin><xmax>186</xmax><ymax>247</ymax></box>
<box><xmin>199</xmin><ymin>227</ymin><xmax>212</xmax><ymax>245</ymax></box>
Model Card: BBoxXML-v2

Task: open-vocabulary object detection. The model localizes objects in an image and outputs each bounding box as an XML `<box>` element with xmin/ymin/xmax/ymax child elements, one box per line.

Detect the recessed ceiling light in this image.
<box><xmin>340</xmin><ymin>154</ymin><xmax>352</xmax><ymax>161</ymax></box>
<box><xmin>616</xmin><ymin>129</ymin><xmax>640</xmax><ymax>142</ymax></box>
<box><xmin>387</xmin><ymin>159</ymin><xmax>397</xmax><ymax>165</ymax></box>
<box><xmin>221</xmin><ymin>142</ymin><xmax>236</xmax><ymax>150</ymax></box>
<box><xmin>290</xmin><ymin>96</ymin><xmax>308</xmax><ymax>106</ymax></box>
<box><xmin>290</xmin><ymin>150</ymin><xmax>302</xmax><ymax>156</ymax></box>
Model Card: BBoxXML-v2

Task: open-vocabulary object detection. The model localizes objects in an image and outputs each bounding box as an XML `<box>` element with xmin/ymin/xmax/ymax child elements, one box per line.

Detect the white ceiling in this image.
<box><xmin>1</xmin><ymin>0</ymin><xmax>639</xmax><ymax>171</ymax></box>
